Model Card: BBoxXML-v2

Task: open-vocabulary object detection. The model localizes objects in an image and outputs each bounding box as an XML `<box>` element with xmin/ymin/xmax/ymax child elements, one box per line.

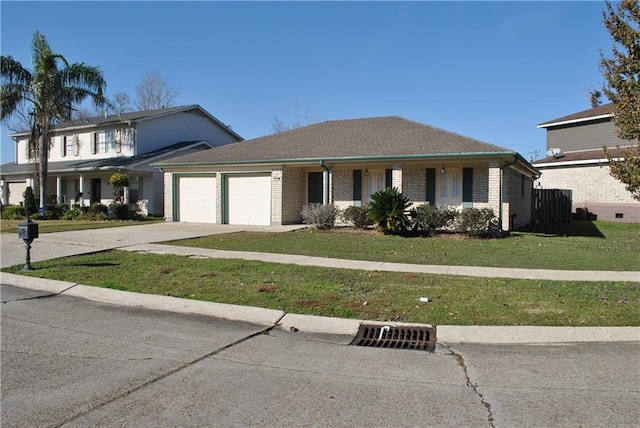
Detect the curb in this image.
<box><xmin>2</xmin><ymin>272</ymin><xmax>639</xmax><ymax>344</ymax></box>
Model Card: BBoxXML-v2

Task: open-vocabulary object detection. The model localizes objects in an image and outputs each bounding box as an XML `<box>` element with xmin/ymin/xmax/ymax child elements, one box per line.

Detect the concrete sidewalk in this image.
<box><xmin>2</xmin><ymin>222</ymin><xmax>639</xmax><ymax>343</ymax></box>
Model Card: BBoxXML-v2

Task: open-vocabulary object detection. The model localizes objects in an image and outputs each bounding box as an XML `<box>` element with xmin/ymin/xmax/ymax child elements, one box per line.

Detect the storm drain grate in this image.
<box><xmin>350</xmin><ymin>324</ymin><xmax>437</xmax><ymax>352</ymax></box>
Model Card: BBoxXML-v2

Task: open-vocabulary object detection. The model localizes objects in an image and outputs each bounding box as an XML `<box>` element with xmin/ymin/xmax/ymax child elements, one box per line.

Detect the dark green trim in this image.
<box><xmin>172</xmin><ymin>174</ymin><xmax>178</xmax><ymax>221</ymax></box>
<box><xmin>463</xmin><ymin>167</ymin><xmax>473</xmax><ymax>208</ymax></box>
<box><xmin>425</xmin><ymin>168</ymin><xmax>436</xmax><ymax>205</ymax></box>
<box><xmin>353</xmin><ymin>169</ymin><xmax>362</xmax><ymax>206</ymax></box>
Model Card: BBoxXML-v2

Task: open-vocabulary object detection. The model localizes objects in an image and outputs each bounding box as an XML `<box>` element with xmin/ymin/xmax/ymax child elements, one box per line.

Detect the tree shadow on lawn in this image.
<box><xmin>517</xmin><ymin>221</ymin><xmax>605</xmax><ymax>238</ymax></box>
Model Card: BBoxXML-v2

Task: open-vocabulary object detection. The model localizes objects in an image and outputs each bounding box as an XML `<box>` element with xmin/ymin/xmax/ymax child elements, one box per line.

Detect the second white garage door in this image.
<box><xmin>226</xmin><ymin>174</ymin><xmax>271</xmax><ymax>225</ymax></box>
<box><xmin>178</xmin><ymin>175</ymin><xmax>216</xmax><ymax>223</ymax></box>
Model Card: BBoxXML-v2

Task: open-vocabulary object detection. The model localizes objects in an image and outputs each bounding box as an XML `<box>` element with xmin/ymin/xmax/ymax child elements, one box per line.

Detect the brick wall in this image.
<box><xmin>163</xmin><ymin>172</ymin><xmax>173</xmax><ymax>221</ymax></box>
<box><xmin>281</xmin><ymin>168</ymin><xmax>306</xmax><ymax>224</ymax></box>
<box><xmin>536</xmin><ymin>164</ymin><xmax>639</xmax><ymax>222</ymax></box>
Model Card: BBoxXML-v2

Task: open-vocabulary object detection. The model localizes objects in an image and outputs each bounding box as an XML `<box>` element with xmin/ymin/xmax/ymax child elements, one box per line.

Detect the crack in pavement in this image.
<box><xmin>50</xmin><ymin>325</ymin><xmax>277</xmax><ymax>428</ymax></box>
<box><xmin>1</xmin><ymin>283</ymin><xmax>79</xmax><ymax>303</ymax></box>
<box><xmin>443</xmin><ymin>344</ymin><xmax>495</xmax><ymax>428</ymax></box>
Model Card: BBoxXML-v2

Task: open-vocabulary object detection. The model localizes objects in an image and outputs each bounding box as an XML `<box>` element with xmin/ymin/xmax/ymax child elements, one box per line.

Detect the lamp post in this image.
<box><xmin>17</xmin><ymin>218</ymin><xmax>39</xmax><ymax>271</ymax></box>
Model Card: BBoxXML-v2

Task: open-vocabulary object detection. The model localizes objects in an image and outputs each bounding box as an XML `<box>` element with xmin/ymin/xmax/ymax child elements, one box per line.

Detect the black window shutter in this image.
<box><xmin>353</xmin><ymin>170</ymin><xmax>362</xmax><ymax>206</ymax></box>
<box><xmin>426</xmin><ymin>168</ymin><xmax>436</xmax><ymax>205</ymax></box>
<box><xmin>385</xmin><ymin>169</ymin><xmax>393</xmax><ymax>188</ymax></box>
<box><xmin>463</xmin><ymin>167</ymin><xmax>473</xmax><ymax>207</ymax></box>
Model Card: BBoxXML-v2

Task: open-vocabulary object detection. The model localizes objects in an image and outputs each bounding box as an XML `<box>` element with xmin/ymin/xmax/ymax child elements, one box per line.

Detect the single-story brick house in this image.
<box><xmin>154</xmin><ymin>116</ymin><xmax>539</xmax><ymax>230</ymax></box>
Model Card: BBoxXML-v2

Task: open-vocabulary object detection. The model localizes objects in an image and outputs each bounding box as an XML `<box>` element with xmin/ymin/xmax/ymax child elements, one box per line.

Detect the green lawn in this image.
<box><xmin>0</xmin><ymin>217</ymin><xmax>164</xmax><ymax>234</ymax></box>
<box><xmin>164</xmin><ymin>221</ymin><xmax>640</xmax><ymax>271</ymax></box>
<box><xmin>4</xmin><ymin>250</ymin><xmax>638</xmax><ymax>326</ymax></box>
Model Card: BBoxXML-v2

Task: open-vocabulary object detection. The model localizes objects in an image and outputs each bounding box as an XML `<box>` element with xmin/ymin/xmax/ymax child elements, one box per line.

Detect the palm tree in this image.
<box><xmin>1</xmin><ymin>31</ymin><xmax>108</xmax><ymax>208</ymax></box>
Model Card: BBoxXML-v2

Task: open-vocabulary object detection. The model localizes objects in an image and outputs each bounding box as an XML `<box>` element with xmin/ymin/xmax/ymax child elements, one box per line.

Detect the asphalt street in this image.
<box><xmin>2</xmin><ymin>284</ymin><xmax>639</xmax><ymax>428</ymax></box>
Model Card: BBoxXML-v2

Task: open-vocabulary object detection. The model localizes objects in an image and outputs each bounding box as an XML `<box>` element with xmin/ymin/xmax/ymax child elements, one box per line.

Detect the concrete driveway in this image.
<box><xmin>0</xmin><ymin>222</ymin><xmax>305</xmax><ymax>268</ymax></box>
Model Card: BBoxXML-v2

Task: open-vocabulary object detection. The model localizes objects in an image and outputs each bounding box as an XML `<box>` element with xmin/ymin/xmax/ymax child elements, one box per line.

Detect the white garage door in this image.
<box><xmin>178</xmin><ymin>176</ymin><xmax>216</xmax><ymax>223</ymax></box>
<box><xmin>227</xmin><ymin>175</ymin><xmax>271</xmax><ymax>225</ymax></box>
<box><xmin>7</xmin><ymin>182</ymin><xmax>28</xmax><ymax>205</ymax></box>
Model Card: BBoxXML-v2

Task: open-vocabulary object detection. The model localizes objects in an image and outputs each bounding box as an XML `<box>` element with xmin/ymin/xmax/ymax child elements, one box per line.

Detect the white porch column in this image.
<box><xmin>1</xmin><ymin>179</ymin><xmax>7</xmax><ymax>205</ymax></box>
<box><xmin>124</xmin><ymin>186</ymin><xmax>130</xmax><ymax>204</ymax></box>
<box><xmin>79</xmin><ymin>175</ymin><xmax>85</xmax><ymax>206</ymax></box>
<box><xmin>56</xmin><ymin>176</ymin><xmax>62</xmax><ymax>205</ymax></box>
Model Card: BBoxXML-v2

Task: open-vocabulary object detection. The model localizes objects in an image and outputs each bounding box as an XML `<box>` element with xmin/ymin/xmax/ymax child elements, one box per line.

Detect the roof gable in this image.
<box><xmin>538</xmin><ymin>103</ymin><xmax>614</xmax><ymax>128</ymax></box>
<box><xmin>9</xmin><ymin>105</ymin><xmax>243</xmax><ymax>141</ymax></box>
<box><xmin>157</xmin><ymin>116</ymin><xmax>513</xmax><ymax>165</ymax></box>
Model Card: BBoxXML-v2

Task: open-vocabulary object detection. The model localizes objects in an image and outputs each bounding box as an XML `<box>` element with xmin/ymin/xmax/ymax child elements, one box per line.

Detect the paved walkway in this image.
<box><xmin>2</xmin><ymin>222</ymin><xmax>639</xmax><ymax>343</ymax></box>
<box><xmin>2</xmin><ymin>222</ymin><xmax>638</xmax><ymax>281</ymax></box>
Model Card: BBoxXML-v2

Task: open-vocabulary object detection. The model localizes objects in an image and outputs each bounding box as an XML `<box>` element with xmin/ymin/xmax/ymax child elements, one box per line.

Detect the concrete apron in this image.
<box><xmin>3</xmin><ymin>273</ymin><xmax>639</xmax><ymax>344</ymax></box>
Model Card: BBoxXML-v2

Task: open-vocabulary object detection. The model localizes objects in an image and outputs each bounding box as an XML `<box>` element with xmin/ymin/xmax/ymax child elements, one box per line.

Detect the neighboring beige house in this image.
<box><xmin>155</xmin><ymin>116</ymin><xmax>539</xmax><ymax>230</ymax></box>
<box><xmin>534</xmin><ymin>103</ymin><xmax>639</xmax><ymax>222</ymax></box>
<box><xmin>1</xmin><ymin>105</ymin><xmax>242</xmax><ymax>216</ymax></box>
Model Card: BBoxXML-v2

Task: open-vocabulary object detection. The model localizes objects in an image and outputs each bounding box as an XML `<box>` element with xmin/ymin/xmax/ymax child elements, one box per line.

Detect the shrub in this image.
<box><xmin>455</xmin><ymin>207</ymin><xmax>499</xmax><ymax>238</ymax></box>
<box><xmin>22</xmin><ymin>187</ymin><xmax>37</xmax><ymax>217</ymax></box>
<box><xmin>412</xmin><ymin>204</ymin><xmax>458</xmax><ymax>236</ymax></box>
<box><xmin>341</xmin><ymin>205</ymin><xmax>370</xmax><ymax>228</ymax></box>
<box><xmin>109</xmin><ymin>202</ymin><xmax>130</xmax><ymax>220</ymax></box>
<box><xmin>1</xmin><ymin>205</ymin><xmax>25</xmax><ymax>220</ymax></box>
<box><xmin>90</xmin><ymin>202</ymin><xmax>108</xmax><ymax>215</ymax></box>
<box><xmin>367</xmin><ymin>187</ymin><xmax>411</xmax><ymax>234</ymax></box>
<box><xmin>301</xmin><ymin>203</ymin><xmax>338</xmax><ymax>229</ymax></box>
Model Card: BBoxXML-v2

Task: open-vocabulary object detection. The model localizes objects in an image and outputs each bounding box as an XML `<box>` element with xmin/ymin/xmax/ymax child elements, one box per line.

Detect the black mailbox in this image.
<box><xmin>18</xmin><ymin>219</ymin><xmax>39</xmax><ymax>241</ymax></box>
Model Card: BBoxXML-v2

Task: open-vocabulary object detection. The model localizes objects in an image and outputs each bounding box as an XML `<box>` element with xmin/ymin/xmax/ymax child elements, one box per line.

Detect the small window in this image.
<box><xmin>615</xmin><ymin>213</ymin><xmax>624</xmax><ymax>219</ymax></box>
<box><xmin>63</xmin><ymin>135</ymin><xmax>75</xmax><ymax>157</ymax></box>
<box><xmin>94</xmin><ymin>130</ymin><xmax>116</xmax><ymax>153</ymax></box>
<box><xmin>129</xmin><ymin>176</ymin><xmax>142</xmax><ymax>201</ymax></box>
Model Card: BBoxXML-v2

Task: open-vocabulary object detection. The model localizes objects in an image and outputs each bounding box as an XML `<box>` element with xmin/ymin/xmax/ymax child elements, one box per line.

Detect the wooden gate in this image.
<box><xmin>533</xmin><ymin>189</ymin><xmax>572</xmax><ymax>224</ymax></box>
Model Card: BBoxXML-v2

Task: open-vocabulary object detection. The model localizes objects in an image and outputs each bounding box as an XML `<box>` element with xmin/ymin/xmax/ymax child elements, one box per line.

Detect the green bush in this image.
<box><xmin>301</xmin><ymin>203</ymin><xmax>338</xmax><ymax>229</ymax></box>
<box><xmin>367</xmin><ymin>187</ymin><xmax>411</xmax><ymax>234</ymax></box>
<box><xmin>412</xmin><ymin>204</ymin><xmax>458</xmax><ymax>236</ymax></box>
<box><xmin>109</xmin><ymin>202</ymin><xmax>130</xmax><ymax>220</ymax></box>
<box><xmin>341</xmin><ymin>205</ymin><xmax>370</xmax><ymax>228</ymax></box>
<box><xmin>455</xmin><ymin>207</ymin><xmax>499</xmax><ymax>238</ymax></box>
<box><xmin>90</xmin><ymin>202</ymin><xmax>108</xmax><ymax>215</ymax></box>
<box><xmin>1</xmin><ymin>205</ymin><xmax>25</xmax><ymax>220</ymax></box>
<box><xmin>22</xmin><ymin>187</ymin><xmax>37</xmax><ymax>217</ymax></box>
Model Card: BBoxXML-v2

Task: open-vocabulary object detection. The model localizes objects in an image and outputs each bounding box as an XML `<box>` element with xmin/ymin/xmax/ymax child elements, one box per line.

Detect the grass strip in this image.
<box><xmin>0</xmin><ymin>218</ymin><xmax>164</xmax><ymax>234</ymax></box>
<box><xmin>3</xmin><ymin>250</ymin><xmax>638</xmax><ymax>326</ymax></box>
<box><xmin>164</xmin><ymin>221</ymin><xmax>640</xmax><ymax>271</ymax></box>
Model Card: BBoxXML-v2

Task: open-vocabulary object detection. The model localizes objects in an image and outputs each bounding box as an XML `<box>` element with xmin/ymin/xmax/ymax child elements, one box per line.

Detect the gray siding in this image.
<box><xmin>546</xmin><ymin>119</ymin><xmax>628</xmax><ymax>153</ymax></box>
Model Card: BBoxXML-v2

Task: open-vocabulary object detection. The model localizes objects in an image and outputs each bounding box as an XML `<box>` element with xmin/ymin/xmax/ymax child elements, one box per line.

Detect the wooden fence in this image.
<box><xmin>533</xmin><ymin>189</ymin><xmax>573</xmax><ymax>224</ymax></box>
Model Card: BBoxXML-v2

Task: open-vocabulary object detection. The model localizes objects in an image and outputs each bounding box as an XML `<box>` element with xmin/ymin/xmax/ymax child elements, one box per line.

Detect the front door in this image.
<box><xmin>91</xmin><ymin>178</ymin><xmax>101</xmax><ymax>204</ymax></box>
<box><xmin>439</xmin><ymin>168</ymin><xmax>463</xmax><ymax>208</ymax></box>
<box><xmin>308</xmin><ymin>172</ymin><xmax>323</xmax><ymax>204</ymax></box>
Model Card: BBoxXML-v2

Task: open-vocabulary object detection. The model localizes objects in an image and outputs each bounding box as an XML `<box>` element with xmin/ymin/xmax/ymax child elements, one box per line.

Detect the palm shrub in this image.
<box><xmin>301</xmin><ymin>203</ymin><xmax>338</xmax><ymax>229</ymax></box>
<box><xmin>367</xmin><ymin>187</ymin><xmax>411</xmax><ymax>234</ymax></box>
<box><xmin>341</xmin><ymin>205</ymin><xmax>370</xmax><ymax>228</ymax></box>
<box><xmin>413</xmin><ymin>204</ymin><xmax>458</xmax><ymax>236</ymax></box>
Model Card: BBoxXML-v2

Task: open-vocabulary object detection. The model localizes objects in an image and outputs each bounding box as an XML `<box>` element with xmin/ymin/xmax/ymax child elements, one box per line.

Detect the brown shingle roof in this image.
<box><xmin>158</xmin><ymin>116</ymin><xmax>512</xmax><ymax>165</ymax></box>
<box><xmin>533</xmin><ymin>146</ymin><xmax>629</xmax><ymax>165</ymax></box>
<box><xmin>538</xmin><ymin>103</ymin><xmax>614</xmax><ymax>127</ymax></box>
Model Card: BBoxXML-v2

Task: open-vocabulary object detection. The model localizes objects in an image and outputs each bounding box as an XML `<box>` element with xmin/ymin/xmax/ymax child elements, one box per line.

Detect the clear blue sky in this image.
<box><xmin>1</xmin><ymin>1</ymin><xmax>612</xmax><ymax>164</ymax></box>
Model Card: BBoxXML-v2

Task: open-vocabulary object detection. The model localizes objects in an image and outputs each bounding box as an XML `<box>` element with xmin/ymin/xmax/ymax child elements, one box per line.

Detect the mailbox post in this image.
<box><xmin>18</xmin><ymin>218</ymin><xmax>39</xmax><ymax>271</ymax></box>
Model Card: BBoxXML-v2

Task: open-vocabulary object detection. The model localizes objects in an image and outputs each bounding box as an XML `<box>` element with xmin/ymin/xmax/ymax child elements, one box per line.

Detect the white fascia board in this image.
<box><xmin>534</xmin><ymin>157</ymin><xmax>623</xmax><ymax>168</ymax></box>
<box><xmin>537</xmin><ymin>114</ymin><xmax>613</xmax><ymax>129</ymax></box>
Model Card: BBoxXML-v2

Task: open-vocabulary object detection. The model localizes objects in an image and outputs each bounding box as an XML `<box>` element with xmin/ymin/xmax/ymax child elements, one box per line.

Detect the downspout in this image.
<box><xmin>499</xmin><ymin>156</ymin><xmax>518</xmax><ymax>231</ymax></box>
<box><xmin>320</xmin><ymin>160</ymin><xmax>330</xmax><ymax>205</ymax></box>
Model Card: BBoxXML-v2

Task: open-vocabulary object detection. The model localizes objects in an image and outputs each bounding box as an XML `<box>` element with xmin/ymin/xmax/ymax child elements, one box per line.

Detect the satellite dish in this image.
<box><xmin>546</xmin><ymin>148</ymin><xmax>562</xmax><ymax>158</ymax></box>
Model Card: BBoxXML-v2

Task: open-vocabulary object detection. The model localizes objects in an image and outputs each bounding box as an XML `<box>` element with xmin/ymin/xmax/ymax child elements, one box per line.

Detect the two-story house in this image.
<box><xmin>533</xmin><ymin>103</ymin><xmax>639</xmax><ymax>222</ymax></box>
<box><xmin>1</xmin><ymin>105</ymin><xmax>243</xmax><ymax>216</ymax></box>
